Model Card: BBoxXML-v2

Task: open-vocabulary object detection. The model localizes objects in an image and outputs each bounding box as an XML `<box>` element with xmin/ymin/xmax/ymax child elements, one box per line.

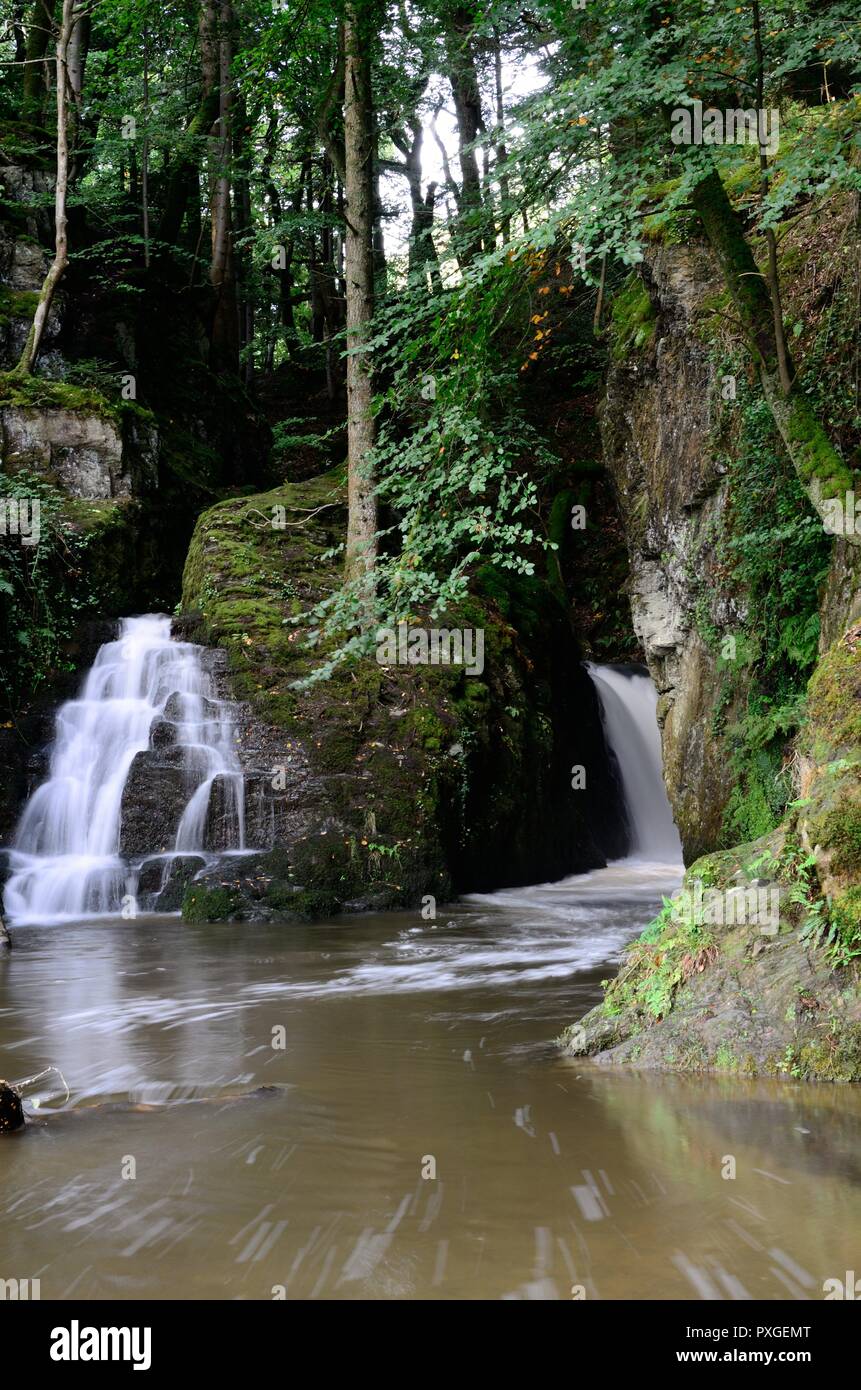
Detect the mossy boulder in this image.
<box><xmin>181</xmin><ymin>884</ymin><xmax>244</xmax><ymax>924</ymax></box>
<box><xmin>177</xmin><ymin>470</ymin><xmax>627</xmax><ymax>922</ymax></box>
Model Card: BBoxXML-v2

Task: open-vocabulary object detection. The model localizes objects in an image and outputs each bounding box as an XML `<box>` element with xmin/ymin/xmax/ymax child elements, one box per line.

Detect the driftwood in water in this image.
<box><xmin>0</xmin><ymin>1081</ymin><xmax>25</xmax><ymax>1133</ymax></box>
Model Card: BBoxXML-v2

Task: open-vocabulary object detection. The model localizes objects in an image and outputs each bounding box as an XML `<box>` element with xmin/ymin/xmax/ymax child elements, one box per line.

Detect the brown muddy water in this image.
<box><xmin>1</xmin><ymin>860</ymin><xmax>860</xmax><ymax>1301</ymax></box>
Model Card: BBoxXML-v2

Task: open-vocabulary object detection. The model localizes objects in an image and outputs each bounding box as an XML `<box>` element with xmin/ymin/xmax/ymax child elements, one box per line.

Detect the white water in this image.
<box><xmin>587</xmin><ymin>662</ymin><xmax>683</xmax><ymax>862</ymax></box>
<box><xmin>4</xmin><ymin>615</ymin><xmax>246</xmax><ymax>924</ymax></box>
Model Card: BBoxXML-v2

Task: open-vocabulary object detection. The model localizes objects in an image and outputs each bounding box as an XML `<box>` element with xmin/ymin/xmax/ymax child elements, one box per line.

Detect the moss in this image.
<box><xmin>286</xmin><ymin>889</ymin><xmax>342</xmax><ymax>920</ymax></box>
<box><xmin>714</xmin><ymin>1042</ymin><xmax>738</xmax><ymax>1072</ymax></box>
<box><xmin>777</xmin><ymin>1028</ymin><xmax>861</xmax><ymax>1083</ymax></box>
<box><xmin>783</xmin><ymin>393</ymin><xmax>855</xmax><ymax>498</ymax></box>
<box><xmin>609</xmin><ymin>273</ymin><xmax>656</xmax><ymax>361</ymax></box>
<box><xmin>0</xmin><ymin>284</ymin><xmax>39</xmax><ymax>328</ymax></box>
<box><xmin>182</xmin><ymin>885</ymin><xmax>243</xmax><ymax>923</ymax></box>
<box><xmin>402</xmin><ymin>705</ymin><xmax>448</xmax><ymax>751</ymax></box>
<box><xmin>602</xmin><ymin>896</ymin><xmax>719</xmax><ymax>1024</ymax></box>
<box><xmin>805</xmin><ymin>639</ymin><xmax>861</xmax><ymax>761</ymax></box>
<box><xmin>812</xmin><ymin>799</ymin><xmax>861</xmax><ymax>878</ymax></box>
<box><xmin>0</xmin><ymin>370</ymin><xmax>157</xmax><ymax>432</ymax></box>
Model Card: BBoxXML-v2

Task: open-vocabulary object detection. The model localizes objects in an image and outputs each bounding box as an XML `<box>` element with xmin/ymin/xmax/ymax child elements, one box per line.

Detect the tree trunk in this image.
<box><xmin>444</xmin><ymin>5</ymin><xmax>485</xmax><ymax>261</ymax></box>
<box><xmin>65</xmin><ymin>0</ymin><xmax>88</xmax><ymax>173</ymax></box>
<box><xmin>388</xmin><ymin>123</ymin><xmax>441</xmax><ymax>291</ymax></box>
<box><xmin>14</xmin><ymin>0</ymin><xmax>75</xmax><ymax>376</ymax></box>
<box><xmin>690</xmin><ymin>167</ymin><xmax>858</xmax><ymax>544</ymax></box>
<box><xmin>140</xmin><ymin>26</ymin><xmax>151</xmax><ymax>267</ymax></box>
<box><xmin>12</xmin><ymin>4</ymin><xmax>28</xmax><ymax>68</ymax></box>
<box><xmin>22</xmin><ymin>0</ymin><xmax>54</xmax><ymax>128</ymax></box>
<box><xmin>157</xmin><ymin>1</ymin><xmax>222</xmax><ymax>249</ymax></box>
<box><xmin>751</xmin><ymin>0</ymin><xmax>791</xmax><ymax>395</ymax></box>
<box><xmin>492</xmin><ymin>28</ymin><xmax>511</xmax><ymax>243</ymax></box>
<box><xmin>208</xmin><ymin>0</ymin><xmax>238</xmax><ymax>372</ymax></box>
<box><xmin>233</xmin><ymin>94</ymin><xmax>254</xmax><ymax>383</ymax></box>
<box><xmin>343</xmin><ymin>1</ymin><xmax>378</xmax><ymax>596</ymax></box>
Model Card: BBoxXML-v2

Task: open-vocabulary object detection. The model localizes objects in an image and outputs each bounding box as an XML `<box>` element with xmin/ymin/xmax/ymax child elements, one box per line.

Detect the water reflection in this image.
<box><xmin>1</xmin><ymin>867</ymin><xmax>859</xmax><ymax>1300</ymax></box>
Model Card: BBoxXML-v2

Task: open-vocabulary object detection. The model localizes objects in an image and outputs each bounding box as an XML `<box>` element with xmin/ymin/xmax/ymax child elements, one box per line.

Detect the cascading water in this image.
<box><xmin>587</xmin><ymin>662</ymin><xmax>682</xmax><ymax>862</ymax></box>
<box><xmin>3</xmin><ymin>614</ymin><xmax>247</xmax><ymax>924</ymax></box>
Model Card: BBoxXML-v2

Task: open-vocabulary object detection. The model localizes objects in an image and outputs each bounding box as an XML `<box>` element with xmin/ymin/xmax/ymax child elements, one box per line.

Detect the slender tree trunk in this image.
<box><xmin>343</xmin><ymin>1</ymin><xmax>378</xmax><ymax>596</ymax></box>
<box><xmin>13</xmin><ymin>3</ymin><xmax>28</xmax><ymax>67</ymax></box>
<box><xmin>387</xmin><ymin>123</ymin><xmax>440</xmax><ymax>291</ymax></box>
<box><xmin>65</xmin><ymin>0</ymin><xmax>88</xmax><ymax>175</ymax></box>
<box><xmin>157</xmin><ymin>1</ymin><xmax>221</xmax><ymax>248</ymax></box>
<box><xmin>141</xmin><ymin>25</ymin><xmax>151</xmax><ymax>268</ymax></box>
<box><xmin>593</xmin><ymin>253</ymin><xmax>607</xmax><ymax>335</ymax></box>
<box><xmin>14</xmin><ymin>0</ymin><xmax>75</xmax><ymax>376</ymax></box>
<box><xmin>208</xmin><ymin>0</ymin><xmax>238</xmax><ymax>372</ymax></box>
<box><xmin>233</xmin><ymin>94</ymin><xmax>254</xmax><ymax>383</ymax></box>
<box><xmin>492</xmin><ymin>28</ymin><xmax>511</xmax><ymax>243</ymax></box>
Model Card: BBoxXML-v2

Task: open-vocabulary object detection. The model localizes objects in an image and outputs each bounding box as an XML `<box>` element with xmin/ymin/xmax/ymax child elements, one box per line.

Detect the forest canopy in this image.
<box><xmin>1</xmin><ymin>0</ymin><xmax>859</xmax><ymax>673</ymax></box>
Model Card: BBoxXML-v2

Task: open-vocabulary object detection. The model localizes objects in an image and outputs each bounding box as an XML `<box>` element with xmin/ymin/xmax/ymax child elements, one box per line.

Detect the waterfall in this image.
<box><xmin>587</xmin><ymin>663</ymin><xmax>682</xmax><ymax>863</ymax></box>
<box><xmin>3</xmin><ymin>615</ymin><xmax>247</xmax><ymax>924</ymax></box>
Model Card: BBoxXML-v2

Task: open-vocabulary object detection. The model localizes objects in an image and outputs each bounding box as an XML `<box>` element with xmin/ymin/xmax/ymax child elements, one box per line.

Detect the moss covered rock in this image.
<box><xmin>796</xmin><ymin>623</ymin><xmax>861</xmax><ymax>927</ymax></box>
<box><xmin>177</xmin><ymin>470</ymin><xmax>627</xmax><ymax>922</ymax></box>
<box><xmin>562</xmin><ymin>829</ymin><xmax>861</xmax><ymax>1080</ymax></box>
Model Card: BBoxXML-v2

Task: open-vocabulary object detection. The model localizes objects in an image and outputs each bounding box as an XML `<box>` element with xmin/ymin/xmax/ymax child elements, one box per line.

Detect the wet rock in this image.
<box><xmin>0</xmin><ymin>1081</ymin><xmax>24</xmax><ymax>1133</ymax></box>
<box><xmin>137</xmin><ymin>855</ymin><xmax>206</xmax><ymax>912</ymax></box>
<box><xmin>119</xmin><ymin>754</ymin><xmax>189</xmax><ymax>855</ymax></box>
<box><xmin>149</xmin><ymin>718</ymin><xmax>179</xmax><ymax>750</ymax></box>
<box><xmin>0</xmin><ymin>914</ymin><xmax>10</xmax><ymax>949</ymax></box>
<box><xmin>204</xmin><ymin>772</ymin><xmax>274</xmax><ymax>852</ymax></box>
<box><xmin>177</xmin><ymin>475</ymin><xmax>629</xmax><ymax>918</ymax></box>
<box><xmin>162</xmin><ymin>690</ymin><xmax>222</xmax><ymax>723</ymax></box>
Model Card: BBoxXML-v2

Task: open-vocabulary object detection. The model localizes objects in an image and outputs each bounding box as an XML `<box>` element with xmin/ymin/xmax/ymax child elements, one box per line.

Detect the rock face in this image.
<box><xmin>600</xmin><ymin>198</ymin><xmax>858</xmax><ymax>861</ymax></box>
<box><xmin>175</xmin><ymin>472</ymin><xmax>628</xmax><ymax>921</ymax></box>
<box><xmin>1</xmin><ymin>407</ymin><xmax>135</xmax><ymax>498</ymax></box>
<box><xmin>0</xmin><ymin>159</ymin><xmax>62</xmax><ymax>372</ymax></box>
<box><xmin>600</xmin><ymin>246</ymin><xmax>750</xmax><ymax>859</ymax></box>
<box><xmin>564</xmin><ymin>199</ymin><xmax>861</xmax><ymax>1079</ymax></box>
